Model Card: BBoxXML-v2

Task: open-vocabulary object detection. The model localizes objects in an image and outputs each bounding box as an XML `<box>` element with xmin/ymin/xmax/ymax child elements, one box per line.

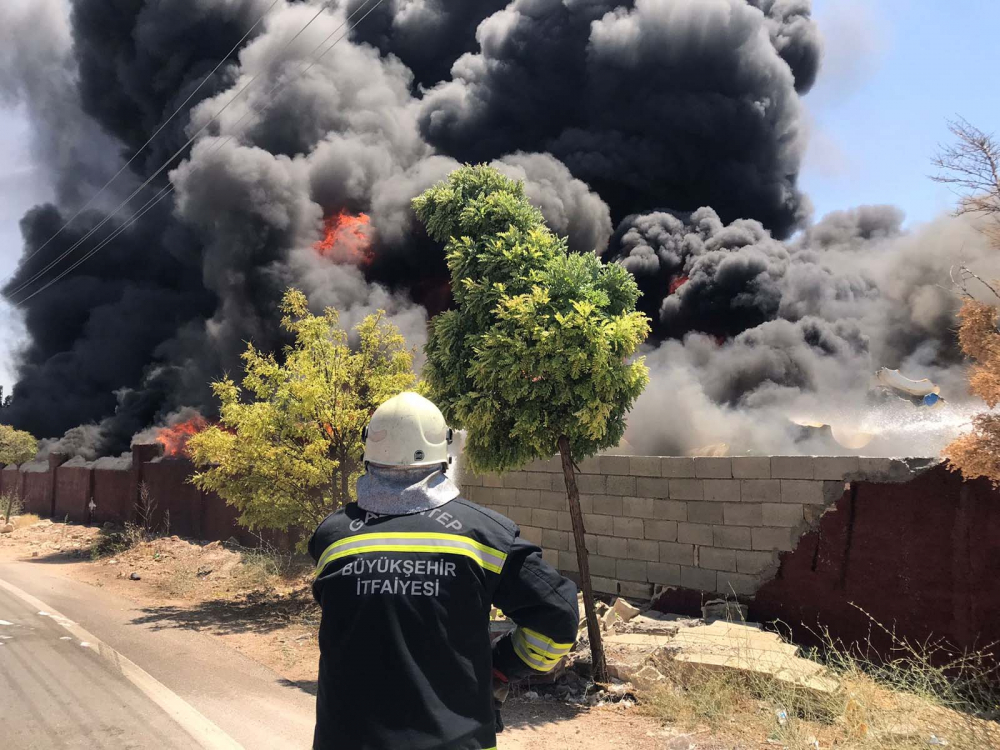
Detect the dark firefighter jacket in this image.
<box><xmin>309</xmin><ymin>496</ymin><xmax>579</xmax><ymax>750</ymax></box>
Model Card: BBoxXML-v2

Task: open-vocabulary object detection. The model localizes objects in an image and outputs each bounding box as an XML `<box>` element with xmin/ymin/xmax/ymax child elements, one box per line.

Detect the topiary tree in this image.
<box><xmin>0</xmin><ymin>424</ymin><xmax>37</xmax><ymax>466</ymax></box>
<box><xmin>189</xmin><ymin>288</ymin><xmax>417</xmax><ymax>546</ymax></box>
<box><xmin>413</xmin><ymin>165</ymin><xmax>650</xmax><ymax>682</ymax></box>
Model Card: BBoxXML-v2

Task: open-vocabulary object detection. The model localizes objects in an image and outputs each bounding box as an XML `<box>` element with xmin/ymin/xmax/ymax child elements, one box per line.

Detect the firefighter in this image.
<box><xmin>309</xmin><ymin>391</ymin><xmax>580</xmax><ymax>750</ymax></box>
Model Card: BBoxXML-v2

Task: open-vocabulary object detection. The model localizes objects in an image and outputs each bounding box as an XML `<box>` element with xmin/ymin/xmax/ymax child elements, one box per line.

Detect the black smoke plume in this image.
<box><xmin>0</xmin><ymin>0</ymin><xmax>993</xmax><ymax>459</ymax></box>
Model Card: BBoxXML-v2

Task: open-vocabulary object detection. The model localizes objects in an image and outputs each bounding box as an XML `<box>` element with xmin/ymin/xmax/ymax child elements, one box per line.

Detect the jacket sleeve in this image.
<box><xmin>491</xmin><ymin>531</ymin><xmax>580</xmax><ymax>681</ymax></box>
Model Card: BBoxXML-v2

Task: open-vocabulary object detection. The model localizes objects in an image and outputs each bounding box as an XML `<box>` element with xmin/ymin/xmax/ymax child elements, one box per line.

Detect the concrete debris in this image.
<box><xmin>701</xmin><ymin>598</ymin><xmax>748</xmax><ymax>623</ymax></box>
<box><xmin>601</xmin><ymin>607</ymin><xmax>619</xmax><ymax>631</ymax></box>
<box><xmin>623</xmin><ymin>611</ymin><xmax>687</xmax><ymax>636</ymax></box>
<box><xmin>658</xmin><ymin>620</ymin><xmax>839</xmax><ymax>696</ymax></box>
<box><xmin>0</xmin><ymin>523</ymin><xmax>14</xmax><ymax>534</ymax></box>
<box><xmin>631</xmin><ymin>665</ymin><xmax>667</xmax><ymax>690</ymax></box>
<box><xmin>611</xmin><ymin>598</ymin><xmax>641</xmax><ymax>623</ymax></box>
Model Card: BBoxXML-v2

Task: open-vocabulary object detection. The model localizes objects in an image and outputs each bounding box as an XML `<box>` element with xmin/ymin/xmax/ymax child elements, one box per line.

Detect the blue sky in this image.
<box><xmin>2</xmin><ymin>0</ymin><xmax>999</xmax><ymax>394</ymax></box>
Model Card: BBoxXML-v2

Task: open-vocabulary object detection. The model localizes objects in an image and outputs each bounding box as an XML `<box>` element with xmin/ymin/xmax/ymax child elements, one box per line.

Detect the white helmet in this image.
<box><xmin>363</xmin><ymin>392</ymin><xmax>453</xmax><ymax>468</ymax></box>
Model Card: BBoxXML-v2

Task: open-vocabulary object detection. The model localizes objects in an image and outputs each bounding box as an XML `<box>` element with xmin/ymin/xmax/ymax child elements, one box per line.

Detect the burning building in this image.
<box><xmin>0</xmin><ymin>0</ymin><xmax>997</xmax><ymax>459</ymax></box>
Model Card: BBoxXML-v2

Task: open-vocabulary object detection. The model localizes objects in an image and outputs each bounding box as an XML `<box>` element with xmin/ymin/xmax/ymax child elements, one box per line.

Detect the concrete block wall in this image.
<box><xmin>463</xmin><ymin>455</ymin><xmax>924</xmax><ymax>600</ymax></box>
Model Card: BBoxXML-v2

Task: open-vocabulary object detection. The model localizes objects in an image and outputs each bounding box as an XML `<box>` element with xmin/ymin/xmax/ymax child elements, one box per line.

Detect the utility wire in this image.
<box><xmin>0</xmin><ymin>0</ymin><xmax>282</xmax><ymax>287</ymax></box>
<box><xmin>7</xmin><ymin>0</ymin><xmax>351</xmax><ymax>301</ymax></box>
<box><xmin>13</xmin><ymin>0</ymin><xmax>383</xmax><ymax>307</ymax></box>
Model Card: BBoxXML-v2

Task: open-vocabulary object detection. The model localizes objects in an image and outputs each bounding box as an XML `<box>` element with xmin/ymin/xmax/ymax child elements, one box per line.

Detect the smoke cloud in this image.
<box><xmin>0</xmin><ymin>0</ymin><xmax>989</xmax><ymax>460</ymax></box>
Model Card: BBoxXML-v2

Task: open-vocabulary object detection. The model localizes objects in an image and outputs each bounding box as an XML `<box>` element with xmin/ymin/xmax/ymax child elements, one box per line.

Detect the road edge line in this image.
<box><xmin>0</xmin><ymin>575</ymin><xmax>246</xmax><ymax>750</ymax></box>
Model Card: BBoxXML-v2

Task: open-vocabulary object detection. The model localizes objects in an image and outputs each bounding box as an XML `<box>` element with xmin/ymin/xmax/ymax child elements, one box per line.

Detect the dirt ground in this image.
<box><xmin>0</xmin><ymin>520</ymin><xmax>692</xmax><ymax>748</ymax></box>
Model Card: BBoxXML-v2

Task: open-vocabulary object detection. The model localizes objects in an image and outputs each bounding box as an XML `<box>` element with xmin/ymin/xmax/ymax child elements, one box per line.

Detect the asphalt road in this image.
<box><xmin>0</xmin><ymin>561</ymin><xmax>315</xmax><ymax>749</ymax></box>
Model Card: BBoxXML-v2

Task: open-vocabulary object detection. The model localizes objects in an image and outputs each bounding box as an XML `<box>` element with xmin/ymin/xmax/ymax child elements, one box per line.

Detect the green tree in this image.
<box><xmin>0</xmin><ymin>424</ymin><xmax>37</xmax><ymax>466</ymax></box>
<box><xmin>413</xmin><ymin>165</ymin><xmax>650</xmax><ymax>681</ymax></box>
<box><xmin>189</xmin><ymin>289</ymin><xmax>417</xmax><ymax>544</ymax></box>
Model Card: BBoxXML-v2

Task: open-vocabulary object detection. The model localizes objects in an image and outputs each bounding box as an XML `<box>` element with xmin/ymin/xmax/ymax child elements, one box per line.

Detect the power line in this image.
<box><xmin>0</xmin><ymin>0</ymin><xmax>282</xmax><ymax>287</ymax></box>
<box><xmin>6</xmin><ymin>0</ymin><xmax>348</xmax><ymax>301</ymax></box>
<box><xmin>12</xmin><ymin>0</ymin><xmax>383</xmax><ymax>307</ymax></box>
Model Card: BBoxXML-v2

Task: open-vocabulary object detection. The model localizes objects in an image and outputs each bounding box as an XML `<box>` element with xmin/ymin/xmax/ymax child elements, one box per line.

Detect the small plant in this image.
<box><xmin>90</xmin><ymin>483</ymin><xmax>167</xmax><ymax>559</ymax></box>
<box><xmin>2</xmin><ymin>491</ymin><xmax>23</xmax><ymax>523</ymax></box>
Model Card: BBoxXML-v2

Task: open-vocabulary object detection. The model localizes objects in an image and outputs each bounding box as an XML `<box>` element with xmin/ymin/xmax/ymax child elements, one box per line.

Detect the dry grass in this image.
<box><xmin>640</xmin><ymin>614</ymin><xmax>1000</xmax><ymax>750</ymax></box>
<box><xmin>11</xmin><ymin>513</ymin><xmax>41</xmax><ymax>530</ymax></box>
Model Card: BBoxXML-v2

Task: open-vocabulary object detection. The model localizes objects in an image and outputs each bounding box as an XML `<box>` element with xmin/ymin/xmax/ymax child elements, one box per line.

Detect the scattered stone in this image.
<box><xmin>196</xmin><ymin>566</ymin><xmax>213</xmax><ymax>577</ymax></box>
<box><xmin>612</xmin><ymin>598</ymin><xmax>641</xmax><ymax>623</ymax></box>
<box><xmin>631</xmin><ymin>665</ymin><xmax>666</xmax><ymax>690</ymax></box>
<box><xmin>626</xmin><ymin>611</ymin><xmax>687</xmax><ymax>636</ymax></box>
<box><xmin>129</xmin><ymin>572</ymin><xmax>141</xmax><ymax>581</ymax></box>
<box><xmin>523</xmin><ymin>690</ymin><xmax>539</xmax><ymax>700</ymax></box>
<box><xmin>30</xmin><ymin>551</ymin><xmax>38</xmax><ymax>557</ymax></box>
<box><xmin>109</xmin><ymin>559</ymin><xmax>119</xmax><ymax>565</ymax></box>
<box><xmin>0</xmin><ymin>523</ymin><xmax>14</xmax><ymax>534</ymax></box>
<box><xmin>601</xmin><ymin>607</ymin><xmax>619</xmax><ymax>632</ymax></box>
<box><xmin>701</xmin><ymin>598</ymin><xmax>748</xmax><ymax>623</ymax></box>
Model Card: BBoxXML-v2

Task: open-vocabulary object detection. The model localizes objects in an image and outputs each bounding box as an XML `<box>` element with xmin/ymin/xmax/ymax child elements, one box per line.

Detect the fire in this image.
<box><xmin>314</xmin><ymin>210</ymin><xmax>373</xmax><ymax>266</ymax></box>
<box><xmin>156</xmin><ymin>415</ymin><xmax>209</xmax><ymax>457</ymax></box>
<box><xmin>668</xmin><ymin>275</ymin><xmax>689</xmax><ymax>295</ymax></box>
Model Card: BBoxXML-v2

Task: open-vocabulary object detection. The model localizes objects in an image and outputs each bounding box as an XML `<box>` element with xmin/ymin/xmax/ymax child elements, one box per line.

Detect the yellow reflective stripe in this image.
<box><xmin>512</xmin><ymin>631</ymin><xmax>559</xmax><ymax>672</ymax></box>
<box><xmin>315</xmin><ymin>533</ymin><xmax>507</xmax><ymax>576</ymax></box>
<box><xmin>521</xmin><ymin>626</ymin><xmax>573</xmax><ymax>657</ymax></box>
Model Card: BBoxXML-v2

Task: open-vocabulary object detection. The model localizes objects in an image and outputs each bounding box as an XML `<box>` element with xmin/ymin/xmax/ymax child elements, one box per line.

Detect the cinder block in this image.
<box><xmin>659</xmin><ymin>541</ymin><xmax>695</xmax><ymax>565</ymax></box>
<box><xmin>741</xmin><ymin>479</ymin><xmax>781</xmax><ymax>503</ymax></box>
<box><xmin>647</xmin><ymin>562</ymin><xmax>681</xmax><ymax>586</ymax></box>
<box><xmin>643</xmin><ymin>520</ymin><xmax>678</xmax><ymax>542</ymax></box>
<box><xmin>813</xmin><ymin>456</ymin><xmax>860</xmax><ymax>480</ymax></box>
<box><xmin>482</xmin><ymin>473</ymin><xmax>503</xmax><ymax>488</ymax></box>
<box><xmin>515</xmin><ymin>489</ymin><xmax>541</xmax><ymax>508</ymax></box>
<box><xmin>558</xmin><ymin>550</ymin><xmax>579</xmax><ymax>573</ymax></box>
<box><xmin>636</xmin><ymin>477</ymin><xmax>671</xmax><ymax>498</ymax></box>
<box><xmin>542</xmin><ymin>529</ymin><xmax>570</xmax><ymax>551</ymax></box>
<box><xmin>771</xmin><ymin>456</ymin><xmax>815</xmax><ymax>479</ymax></box>
<box><xmin>486</xmin><ymin>505</ymin><xmax>510</xmax><ymax>517</ymax></box>
<box><xmin>762</xmin><ymin>502</ymin><xmax>803</xmax><ymax>527</ymax></box>
<box><xmin>578</xmin><ymin>494</ymin><xmax>595</xmax><ymax>514</ymax></box>
<box><xmin>592</xmin><ymin>576</ymin><xmax>618</xmax><ymax>595</ymax></box>
<box><xmin>780</xmin><ymin>480</ymin><xmax>825</xmax><ymax>505</ymax></box>
<box><xmin>678</xmin><ymin>522</ymin><xmax>713</xmax><ymax>546</ymax></box>
<box><xmin>532</xmin><ymin>508</ymin><xmax>559</xmax><ymax>528</ymax></box>
<box><xmin>507</xmin><ymin>506</ymin><xmax>532</xmax><ymax>525</ymax></box>
<box><xmin>661</xmin><ymin>457</ymin><xmax>696</xmax><ymax>478</ymax></box>
<box><xmin>597</xmin><ymin>535</ymin><xmax>628</xmax><ymax>558</ymax></box>
<box><xmin>523</xmin><ymin>472</ymin><xmax>554</xmax><ymax>491</ymax></box>
<box><xmin>591</xmin><ymin>495</ymin><xmax>624</xmax><ymax>516</ymax></box>
<box><xmin>557</xmin><ymin>512</ymin><xmax>574</xmax><ymax>532</ymax></box>
<box><xmin>577</xmin><ymin>456</ymin><xmax>603</xmax><ymax>474</ymax></box>
<box><xmin>463</xmin><ymin>471</ymin><xmax>484</xmax><ymax>487</ymax></box>
<box><xmin>617</xmin><ymin>559</ymin><xmax>648</xmax><ymax>582</ymax></box>
<box><xmin>624</xmin><ymin>497</ymin><xmax>654</xmax><ymax>518</ymax></box>
<box><xmin>703</xmin><ymin>479</ymin><xmax>740</xmax><ymax>502</ymax></box>
<box><xmin>731</xmin><ymin>456</ymin><xmax>771</xmax><ymax>479</ymax></box>
<box><xmin>537</xmin><ymin>490</ymin><xmax>567</xmax><ymax>511</ymax></box>
<box><xmin>607</xmin><ymin>475</ymin><xmax>637</xmax><ymax>497</ymax></box>
<box><xmin>857</xmin><ymin>457</ymin><xmax>927</xmax><ymax>483</ymax></box>
<box><xmin>630</xmin><ymin>456</ymin><xmax>662</xmax><ymax>477</ymax></box>
<box><xmin>823</xmin><ymin>481</ymin><xmax>848</xmax><ymax>504</ymax></box>
<box><xmin>697</xmin><ymin>547</ymin><xmax>737</xmax><ymax>572</ymax></box>
<box><xmin>723</xmin><ymin>503</ymin><xmax>762</xmax><ymax>526</ymax></box>
<box><xmin>681</xmin><ymin>566</ymin><xmax>717</xmax><ymax>592</ymax></box>
<box><xmin>716</xmin><ymin>572</ymin><xmax>758</xmax><ymax>596</ymax></box>
<box><xmin>694</xmin><ymin>457</ymin><xmax>732</xmax><ymax>478</ymax></box>
<box><xmin>493</xmin><ymin>488</ymin><xmax>517</xmax><ymax>506</ymax></box>
<box><xmin>503</xmin><ymin>472</ymin><xmax>529</xmax><ymax>489</ymax></box>
<box><xmin>613</xmin><ymin>516</ymin><xmax>644</xmax><ymax>539</ymax></box>
<box><xmin>599</xmin><ymin>455</ymin><xmax>632</xmax><ymax>476</ymax></box>
<box><xmin>803</xmin><ymin>504</ymin><xmax>830</xmax><ymax>525</ymax></box>
<box><xmin>628</xmin><ymin>538</ymin><xmax>659</xmax><ymax>562</ymax></box>
<box><xmin>670</xmin><ymin>479</ymin><xmax>704</xmax><ymax>501</ymax></box>
<box><xmin>618</xmin><ymin>581</ymin><xmax>654</xmax><ymax>599</ymax></box>
<box><xmin>525</xmin><ymin>456</ymin><xmax>560</xmax><ymax>473</ymax></box>
<box><xmin>588</xmin><ymin>555</ymin><xmax>618</xmax><ymax>578</ymax></box>
<box><xmin>542</xmin><ymin>548</ymin><xmax>558</xmax><ymax>566</ymax></box>
<box><xmin>550</xmin><ymin>473</ymin><xmax>566</xmax><ymax>492</ymax></box>
<box><xmin>582</xmin><ymin>514</ymin><xmax>614</xmax><ymax>536</ymax></box>
<box><xmin>752</xmin><ymin>526</ymin><xmax>797</xmax><ymax>552</ymax></box>
<box><xmin>713</xmin><ymin>525</ymin><xmax>752</xmax><ymax>550</ymax></box>
<box><xmin>584</xmin><ymin>534</ymin><xmax>599</xmax><ymax>554</ymax></box>
<box><xmin>576</xmin><ymin>474</ymin><xmax>607</xmax><ymax>495</ymax></box>
<box><xmin>687</xmin><ymin>501</ymin><xmax>723</xmax><ymax>524</ymax></box>
<box><xmin>520</xmin><ymin>525</ymin><xmax>543</xmax><ymax>545</ymax></box>
<box><xmin>736</xmin><ymin>550</ymin><xmax>774</xmax><ymax>575</ymax></box>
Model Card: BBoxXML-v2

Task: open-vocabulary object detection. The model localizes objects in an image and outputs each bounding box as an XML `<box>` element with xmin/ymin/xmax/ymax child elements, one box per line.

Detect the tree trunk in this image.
<box><xmin>557</xmin><ymin>435</ymin><xmax>608</xmax><ymax>684</ymax></box>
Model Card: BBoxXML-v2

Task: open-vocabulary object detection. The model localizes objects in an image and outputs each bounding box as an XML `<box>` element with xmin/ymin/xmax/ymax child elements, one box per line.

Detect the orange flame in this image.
<box><xmin>314</xmin><ymin>210</ymin><xmax>373</xmax><ymax>266</ymax></box>
<box><xmin>156</xmin><ymin>415</ymin><xmax>209</xmax><ymax>457</ymax></box>
<box><xmin>668</xmin><ymin>275</ymin><xmax>689</xmax><ymax>295</ymax></box>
